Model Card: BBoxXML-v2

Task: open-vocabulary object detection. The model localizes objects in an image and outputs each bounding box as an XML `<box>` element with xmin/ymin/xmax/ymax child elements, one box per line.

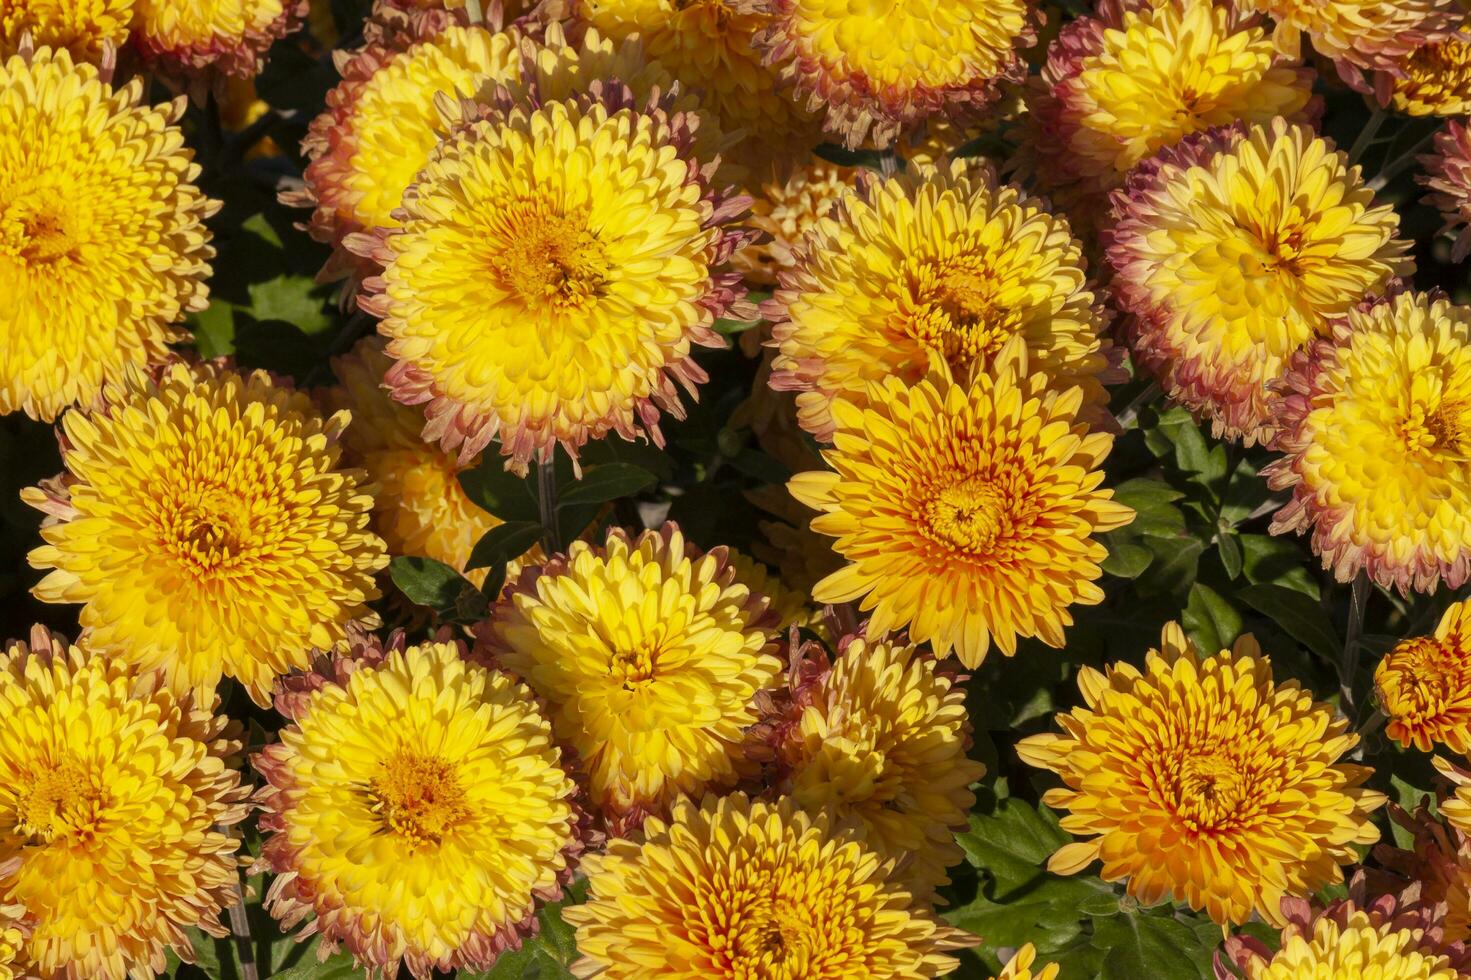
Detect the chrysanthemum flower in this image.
<box><xmin>477</xmin><ymin>525</ymin><xmax>780</xmax><ymax>824</ymax></box>
<box><xmin>0</xmin><ymin>626</ymin><xmax>249</xmax><ymax>980</ymax></box>
<box><xmin>1017</xmin><ymin>0</ymin><xmax>1315</xmax><ymax>219</ymax></box>
<box><xmin>354</xmin><ymin>88</ymin><xmax>751</xmax><ymax>472</ymax></box>
<box><xmin>563</xmin><ymin>794</ymin><xmax>973</xmax><ymax>978</ymax></box>
<box><xmin>1264</xmin><ymin>291</ymin><xmax>1471</xmax><ymax>594</ymax></box>
<box><xmin>1433</xmin><ymin>757</ymin><xmax>1471</xmax><ymax>839</ymax></box>
<box><xmin>0</xmin><ymin>47</ymin><xmax>214</xmax><ymax>422</ymax></box>
<box><xmin>323</xmin><ymin>337</ymin><xmax>531</xmax><ymax>588</ymax></box>
<box><xmin>255</xmin><ymin>639</ymin><xmax>582</xmax><ymax>979</ymax></box>
<box><xmin>0</xmin><ymin>0</ymin><xmax>134</xmax><ymax>60</ymax></box>
<box><xmin>1422</xmin><ymin>120</ymin><xmax>1471</xmax><ymax>262</ymax></box>
<box><xmin>1375</xmin><ymin>805</ymin><xmax>1471</xmax><ymax>945</ymax></box>
<box><xmin>755</xmin><ymin>0</ymin><xmax>1032</xmax><ymax>149</ymax></box>
<box><xmin>1238</xmin><ymin>0</ymin><xmax>1458</xmax><ymax>74</ymax></box>
<box><xmin>789</xmin><ymin>343</ymin><xmax>1133</xmax><ymax>668</ymax></box>
<box><xmin>1217</xmin><ymin>888</ymin><xmax>1471</xmax><ymax>978</ymax></box>
<box><xmin>293</xmin><ymin>19</ymin><xmax>523</xmax><ymax>280</ymax></box>
<box><xmin>1385</xmin><ymin>31</ymin><xmax>1471</xmax><ymax>115</ymax></box>
<box><xmin>1017</xmin><ymin>623</ymin><xmax>1384</xmax><ymax>926</ymax></box>
<box><xmin>773</xmin><ymin>637</ymin><xmax>984</xmax><ymax>901</ymax></box>
<box><xmin>0</xmin><ymin>900</ymin><xmax>22</xmax><ymax>980</ymax></box>
<box><xmin>769</xmin><ymin>159</ymin><xmax>1115</xmax><ymax>440</ymax></box>
<box><xmin>130</xmin><ymin>0</ymin><xmax>306</xmax><ymax>79</ymax></box>
<box><xmin>732</xmin><ymin>160</ymin><xmax>856</xmax><ymax>286</ymax></box>
<box><xmin>24</xmin><ymin>363</ymin><xmax>387</xmax><ymax>705</ymax></box>
<box><xmin>1375</xmin><ymin>600</ymin><xmax>1471</xmax><ymax>752</ymax></box>
<box><xmin>996</xmin><ymin>945</ymin><xmax>1059</xmax><ymax>980</ymax></box>
<box><xmin>1106</xmin><ymin>120</ymin><xmax>1411</xmax><ymax>446</ymax></box>
<box><xmin>577</xmin><ymin>0</ymin><xmax>820</xmax><ymax>174</ymax></box>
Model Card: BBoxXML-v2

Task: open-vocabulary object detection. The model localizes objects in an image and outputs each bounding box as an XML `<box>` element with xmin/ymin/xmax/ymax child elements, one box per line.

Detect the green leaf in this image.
<box><xmin>1218</xmin><ymin>460</ymin><xmax>1271</xmax><ymax>526</ymax></box>
<box><xmin>1093</xmin><ymin>911</ymin><xmax>1214</xmax><ymax>980</ymax></box>
<box><xmin>1238</xmin><ymin>583</ymin><xmax>1338</xmax><ymax>661</ymax></box>
<box><xmin>1100</xmin><ymin>533</ymin><xmax>1154</xmax><ymax>578</ymax></box>
<box><xmin>559</xmin><ymin>463</ymin><xmax>657</xmax><ymax>507</ymax></box>
<box><xmin>1183</xmin><ymin>582</ymin><xmax>1242</xmax><ymax>652</ymax></box>
<box><xmin>1136</xmin><ymin>536</ymin><xmax>1205</xmax><ymax>597</ymax></box>
<box><xmin>246</xmin><ymin>275</ymin><xmax>332</xmax><ymax>335</ymax></box>
<box><xmin>190</xmin><ymin>302</ymin><xmax>237</xmax><ymax>358</ymax></box>
<box><xmin>727</xmin><ymin>448</ymin><xmax>793</xmax><ymax>485</ymax></box>
<box><xmin>387</xmin><ymin>555</ymin><xmax>484</xmax><ymax>621</ymax></box>
<box><xmin>268</xmin><ymin>952</ymin><xmax>361</xmax><ymax>979</ymax></box>
<box><xmin>956</xmin><ymin>798</ymin><xmax>1070</xmax><ymax>896</ymax></box>
<box><xmin>466</xmin><ymin>521</ymin><xmax>545</xmax><ymax>572</ymax></box>
<box><xmin>1155</xmin><ymin>407</ymin><xmax>1227</xmax><ymax>489</ymax></box>
<box><xmin>459</xmin><ymin>461</ymin><xmax>541</xmax><ymax>523</ymax></box>
<box><xmin>713</xmin><ymin>314</ymin><xmax>763</xmax><ymax>335</ymax></box>
<box><xmin>1217</xmin><ymin>529</ymin><xmax>1243</xmax><ymax>580</ymax></box>
<box><xmin>1239</xmin><ymin>534</ymin><xmax>1318</xmax><ymax>596</ymax></box>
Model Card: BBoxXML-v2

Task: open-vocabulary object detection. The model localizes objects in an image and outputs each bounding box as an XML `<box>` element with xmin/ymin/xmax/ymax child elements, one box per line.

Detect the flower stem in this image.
<box><xmin>1368</xmin><ymin>130</ymin><xmax>1437</xmax><ymax>191</ymax></box>
<box><xmin>1115</xmin><ymin>381</ymin><xmax>1161</xmax><ymax>430</ymax></box>
<box><xmin>1347</xmin><ymin>106</ymin><xmax>1388</xmax><ymax>167</ymax></box>
<box><xmin>1339</xmin><ymin>573</ymin><xmax>1371</xmax><ymax>717</ymax></box>
<box><xmin>226</xmin><ymin>879</ymin><xmax>258</xmax><ymax>980</ymax></box>
<box><xmin>537</xmin><ymin>452</ymin><xmax>562</xmax><ymax>555</ymax></box>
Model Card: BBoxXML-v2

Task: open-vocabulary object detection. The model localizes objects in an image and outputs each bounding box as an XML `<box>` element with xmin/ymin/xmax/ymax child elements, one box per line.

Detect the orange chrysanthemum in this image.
<box><xmin>24</xmin><ymin>363</ymin><xmax>387</xmax><ymax>705</ymax></box>
<box><xmin>563</xmin><ymin>794</ymin><xmax>974</xmax><ymax>978</ymax></box>
<box><xmin>1265</xmin><ymin>291</ymin><xmax>1471</xmax><ymax>594</ymax></box>
<box><xmin>788</xmin><ymin>342</ymin><xmax>1133</xmax><ymax>668</ymax></box>
<box><xmin>768</xmin><ymin>158</ymin><xmax>1117</xmax><ymax>440</ymax></box>
<box><xmin>0</xmin><ymin>626</ymin><xmax>249</xmax><ymax>980</ymax></box>
<box><xmin>1018</xmin><ymin>623</ymin><xmax>1385</xmax><ymax>926</ymax></box>
<box><xmin>1376</xmin><ymin>600</ymin><xmax>1471</xmax><ymax>753</ymax></box>
<box><xmin>1</xmin><ymin>47</ymin><xmax>214</xmax><ymax>422</ymax></box>
<box><xmin>755</xmin><ymin>0</ymin><xmax>1032</xmax><ymax>149</ymax></box>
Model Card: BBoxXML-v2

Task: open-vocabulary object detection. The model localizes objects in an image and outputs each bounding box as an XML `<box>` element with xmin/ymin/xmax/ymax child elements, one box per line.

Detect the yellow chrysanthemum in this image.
<box><xmin>1240</xmin><ymin>0</ymin><xmax>1458</xmax><ymax>73</ymax></box>
<box><xmin>778</xmin><ymin>637</ymin><xmax>984</xmax><ymax>901</ymax></box>
<box><xmin>0</xmin><ymin>0</ymin><xmax>133</xmax><ymax>60</ymax></box>
<box><xmin>24</xmin><ymin>363</ymin><xmax>387</xmax><ymax>705</ymax></box>
<box><xmin>477</xmin><ymin>525</ymin><xmax>780</xmax><ymax>824</ymax></box>
<box><xmin>1375</xmin><ymin>601</ymin><xmax>1471</xmax><ymax>753</ymax></box>
<box><xmin>1220</xmin><ymin>890</ymin><xmax>1471</xmax><ymax>978</ymax></box>
<box><xmin>0</xmin><ymin>48</ymin><xmax>214</xmax><ymax>422</ymax></box>
<box><xmin>756</xmin><ymin>0</ymin><xmax>1031</xmax><ymax>149</ymax></box>
<box><xmin>732</xmin><ymin>160</ymin><xmax>856</xmax><ymax>287</ymax></box>
<box><xmin>0</xmin><ymin>900</ymin><xmax>22</xmax><ymax>980</ymax></box>
<box><xmin>769</xmin><ymin>158</ymin><xmax>1115</xmax><ymax>440</ymax></box>
<box><xmin>324</xmin><ymin>337</ymin><xmax>526</xmax><ymax>589</ymax></box>
<box><xmin>1107</xmin><ymin>120</ymin><xmax>1411</xmax><ymax>445</ymax></box>
<box><xmin>255</xmin><ymin>640</ymin><xmax>581</xmax><ymax>979</ymax></box>
<box><xmin>1389</xmin><ymin>31</ymin><xmax>1471</xmax><ymax>115</ymax></box>
<box><xmin>294</xmin><ymin>20</ymin><xmax>522</xmax><ymax>275</ymax></box>
<box><xmin>355</xmin><ymin>90</ymin><xmax>750</xmax><ymax>472</ymax></box>
<box><xmin>1017</xmin><ymin>623</ymin><xmax>1385</xmax><ymax>927</ymax></box>
<box><xmin>1265</xmin><ymin>291</ymin><xmax>1471</xmax><ymax>594</ymax></box>
<box><xmin>1433</xmin><ymin>757</ymin><xmax>1471</xmax><ymax>842</ymax></box>
<box><xmin>995</xmin><ymin>944</ymin><xmax>1059</xmax><ymax>980</ymax></box>
<box><xmin>1017</xmin><ymin>0</ymin><xmax>1315</xmax><ymax>219</ymax></box>
<box><xmin>131</xmin><ymin>0</ymin><xmax>305</xmax><ymax>78</ymax></box>
<box><xmin>563</xmin><ymin>794</ymin><xmax>974</xmax><ymax>978</ymax></box>
<box><xmin>578</xmin><ymin>0</ymin><xmax>821</xmax><ymax>175</ymax></box>
<box><xmin>0</xmin><ymin>626</ymin><xmax>249</xmax><ymax>980</ymax></box>
<box><xmin>789</xmin><ymin>343</ymin><xmax>1133</xmax><ymax>668</ymax></box>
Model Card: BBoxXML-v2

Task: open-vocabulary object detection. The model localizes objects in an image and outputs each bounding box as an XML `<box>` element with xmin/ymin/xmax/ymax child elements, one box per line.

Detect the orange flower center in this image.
<box><xmin>494</xmin><ymin>201</ymin><xmax>607</xmax><ymax>311</ymax></box>
<box><xmin>923</xmin><ymin>476</ymin><xmax>1008</xmax><ymax>554</ymax></box>
<box><xmin>609</xmin><ymin>639</ymin><xmax>660</xmax><ymax>688</ymax></box>
<box><xmin>2</xmin><ymin>199</ymin><xmax>83</xmax><ymax>266</ymax></box>
<box><xmin>1172</xmin><ymin>752</ymin><xmax>1250</xmax><ymax>831</ymax></box>
<box><xmin>18</xmin><ymin>763</ymin><xmax>103</xmax><ymax>842</ymax></box>
<box><xmin>164</xmin><ymin>486</ymin><xmax>261</xmax><ymax>572</ymax></box>
<box><xmin>716</xmin><ymin>870</ymin><xmax>826</xmax><ymax>977</ymax></box>
<box><xmin>912</xmin><ymin>259</ymin><xmax>1018</xmax><ymax>372</ymax></box>
<box><xmin>1404</xmin><ymin>398</ymin><xmax>1471</xmax><ymax>457</ymax></box>
<box><xmin>369</xmin><ymin>753</ymin><xmax>471</xmax><ymax>846</ymax></box>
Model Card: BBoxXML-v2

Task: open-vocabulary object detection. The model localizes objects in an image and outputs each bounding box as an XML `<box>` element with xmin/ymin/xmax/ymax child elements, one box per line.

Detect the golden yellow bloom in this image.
<box><xmin>578</xmin><ymin>0</ymin><xmax>820</xmax><ymax>175</ymax></box>
<box><xmin>1265</xmin><ymin>291</ymin><xmax>1471</xmax><ymax>594</ymax></box>
<box><xmin>1375</xmin><ymin>805</ymin><xmax>1471</xmax><ymax>945</ymax></box>
<box><xmin>294</xmin><ymin>20</ymin><xmax>522</xmax><ymax>278</ymax></box>
<box><xmin>776</xmin><ymin>637</ymin><xmax>984</xmax><ymax>901</ymax></box>
<box><xmin>477</xmin><ymin>525</ymin><xmax>780</xmax><ymax>824</ymax></box>
<box><xmin>1387</xmin><ymin>31</ymin><xmax>1471</xmax><ymax>115</ymax></box>
<box><xmin>131</xmin><ymin>0</ymin><xmax>305</xmax><ymax>78</ymax></box>
<box><xmin>1240</xmin><ymin>0</ymin><xmax>1458</xmax><ymax>73</ymax></box>
<box><xmin>0</xmin><ymin>0</ymin><xmax>133</xmax><ymax>60</ymax></box>
<box><xmin>770</xmin><ymin>158</ymin><xmax>1116</xmax><ymax>440</ymax></box>
<box><xmin>756</xmin><ymin>0</ymin><xmax>1032</xmax><ymax>149</ymax></box>
<box><xmin>789</xmin><ymin>344</ymin><xmax>1133</xmax><ymax>668</ymax></box>
<box><xmin>0</xmin><ymin>48</ymin><xmax>214</xmax><ymax>422</ymax></box>
<box><xmin>1219</xmin><ymin>889</ymin><xmax>1471</xmax><ymax>978</ymax></box>
<box><xmin>355</xmin><ymin>90</ymin><xmax>750</xmax><ymax>472</ymax></box>
<box><xmin>255</xmin><ymin>640</ymin><xmax>582</xmax><ymax>979</ymax></box>
<box><xmin>1106</xmin><ymin>120</ymin><xmax>1410</xmax><ymax>445</ymax></box>
<box><xmin>732</xmin><ymin>160</ymin><xmax>856</xmax><ymax>287</ymax></box>
<box><xmin>1375</xmin><ymin>601</ymin><xmax>1471</xmax><ymax>753</ymax></box>
<box><xmin>1422</xmin><ymin>120</ymin><xmax>1471</xmax><ymax>263</ymax></box>
<box><xmin>323</xmin><ymin>337</ymin><xmax>525</xmax><ymax>589</ymax></box>
<box><xmin>24</xmin><ymin>363</ymin><xmax>387</xmax><ymax>705</ymax></box>
<box><xmin>1434</xmin><ymin>757</ymin><xmax>1471</xmax><ymax>841</ymax></box>
<box><xmin>1017</xmin><ymin>623</ymin><xmax>1384</xmax><ymax>927</ymax></box>
<box><xmin>0</xmin><ymin>626</ymin><xmax>249</xmax><ymax>980</ymax></box>
<box><xmin>563</xmin><ymin>794</ymin><xmax>974</xmax><ymax>978</ymax></box>
<box><xmin>1018</xmin><ymin>0</ymin><xmax>1316</xmax><ymax>219</ymax></box>
<box><xmin>995</xmin><ymin>944</ymin><xmax>1059</xmax><ymax>980</ymax></box>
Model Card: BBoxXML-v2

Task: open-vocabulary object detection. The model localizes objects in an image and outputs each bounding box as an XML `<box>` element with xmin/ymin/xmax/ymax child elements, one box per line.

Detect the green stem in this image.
<box><xmin>1339</xmin><ymin>574</ymin><xmax>1371</xmax><ymax>718</ymax></box>
<box><xmin>537</xmin><ymin>451</ymin><xmax>562</xmax><ymax>555</ymax></box>
<box><xmin>1115</xmin><ymin>381</ymin><xmax>1161</xmax><ymax>430</ymax></box>
<box><xmin>1347</xmin><ymin>106</ymin><xmax>1388</xmax><ymax>167</ymax></box>
<box><xmin>1368</xmin><ymin>130</ymin><xmax>1437</xmax><ymax>191</ymax></box>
